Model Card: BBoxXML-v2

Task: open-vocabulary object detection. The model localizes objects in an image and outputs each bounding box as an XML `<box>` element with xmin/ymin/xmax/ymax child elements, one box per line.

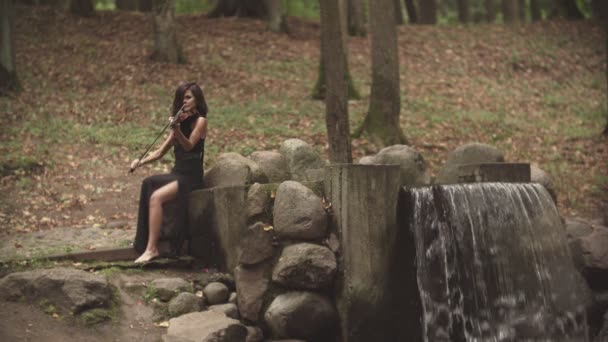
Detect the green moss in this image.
<box><xmin>79</xmin><ymin>287</ymin><xmax>121</xmax><ymax>326</ymax></box>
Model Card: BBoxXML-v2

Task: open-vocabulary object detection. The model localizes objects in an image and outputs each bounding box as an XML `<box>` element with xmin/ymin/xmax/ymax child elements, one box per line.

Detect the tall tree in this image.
<box><xmin>394</xmin><ymin>0</ymin><xmax>404</xmax><ymax>24</ymax></box>
<box><xmin>404</xmin><ymin>0</ymin><xmax>417</xmax><ymax>23</ymax></box>
<box><xmin>208</xmin><ymin>0</ymin><xmax>267</xmax><ymax>18</ymax></box>
<box><xmin>0</xmin><ymin>0</ymin><xmax>18</xmax><ymax>95</ymax></box>
<box><xmin>116</xmin><ymin>0</ymin><xmax>153</xmax><ymax>12</ymax></box>
<box><xmin>70</xmin><ymin>0</ymin><xmax>95</xmax><ymax>17</ymax></box>
<box><xmin>554</xmin><ymin>0</ymin><xmax>584</xmax><ymax>20</ymax></box>
<box><xmin>485</xmin><ymin>0</ymin><xmax>497</xmax><ymax>22</ymax></box>
<box><xmin>320</xmin><ymin>0</ymin><xmax>352</xmax><ymax>163</ymax></box>
<box><xmin>355</xmin><ymin>0</ymin><xmax>407</xmax><ymax>145</ymax></box>
<box><xmin>347</xmin><ymin>0</ymin><xmax>366</xmax><ymax>35</ymax></box>
<box><xmin>417</xmin><ymin>0</ymin><xmax>437</xmax><ymax>24</ymax></box>
<box><xmin>265</xmin><ymin>0</ymin><xmax>287</xmax><ymax>32</ymax></box>
<box><xmin>457</xmin><ymin>0</ymin><xmax>470</xmax><ymax>23</ymax></box>
<box><xmin>314</xmin><ymin>0</ymin><xmax>360</xmax><ymax>100</ymax></box>
<box><xmin>347</xmin><ymin>0</ymin><xmax>366</xmax><ymax>36</ymax></box>
<box><xmin>518</xmin><ymin>0</ymin><xmax>526</xmax><ymax>21</ymax></box>
<box><xmin>151</xmin><ymin>0</ymin><xmax>185</xmax><ymax>63</ymax></box>
<box><xmin>502</xmin><ymin>0</ymin><xmax>519</xmax><ymax>24</ymax></box>
<box><xmin>531</xmin><ymin>0</ymin><xmax>542</xmax><ymax>21</ymax></box>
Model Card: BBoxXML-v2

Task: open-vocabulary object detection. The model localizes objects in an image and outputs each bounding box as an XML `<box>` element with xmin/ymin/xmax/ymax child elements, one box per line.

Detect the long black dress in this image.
<box><xmin>133</xmin><ymin>113</ymin><xmax>205</xmax><ymax>255</ymax></box>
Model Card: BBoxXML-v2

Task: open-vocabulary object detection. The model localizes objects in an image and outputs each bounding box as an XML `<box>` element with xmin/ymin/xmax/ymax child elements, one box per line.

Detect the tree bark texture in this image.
<box><xmin>404</xmin><ymin>0</ymin><xmax>417</xmax><ymax>23</ymax></box>
<box><xmin>604</xmin><ymin>5</ymin><xmax>608</xmax><ymax>135</ymax></box>
<box><xmin>70</xmin><ymin>0</ymin><xmax>95</xmax><ymax>17</ymax></box>
<box><xmin>347</xmin><ymin>0</ymin><xmax>366</xmax><ymax>36</ymax></box>
<box><xmin>359</xmin><ymin>0</ymin><xmax>407</xmax><ymax>146</ymax></box>
<box><xmin>0</xmin><ymin>0</ymin><xmax>19</xmax><ymax>95</ymax></box>
<box><xmin>116</xmin><ymin>0</ymin><xmax>152</xmax><ymax>11</ymax></box>
<box><xmin>518</xmin><ymin>0</ymin><xmax>526</xmax><ymax>21</ymax></box>
<box><xmin>151</xmin><ymin>0</ymin><xmax>185</xmax><ymax>64</ymax></box>
<box><xmin>457</xmin><ymin>0</ymin><xmax>470</xmax><ymax>23</ymax></box>
<box><xmin>485</xmin><ymin>0</ymin><xmax>497</xmax><ymax>22</ymax></box>
<box><xmin>314</xmin><ymin>0</ymin><xmax>359</xmax><ymax>101</ymax></box>
<box><xmin>556</xmin><ymin>0</ymin><xmax>584</xmax><ymax>20</ymax></box>
<box><xmin>531</xmin><ymin>0</ymin><xmax>542</xmax><ymax>21</ymax></box>
<box><xmin>417</xmin><ymin>0</ymin><xmax>437</xmax><ymax>24</ymax></box>
<box><xmin>265</xmin><ymin>0</ymin><xmax>287</xmax><ymax>32</ymax></box>
<box><xmin>207</xmin><ymin>0</ymin><xmax>268</xmax><ymax>18</ymax></box>
<box><xmin>502</xmin><ymin>0</ymin><xmax>519</xmax><ymax>24</ymax></box>
<box><xmin>320</xmin><ymin>0</ymin><xmax>352</xmax><ymax>163</ymax></box>
<box><xmin>394</xmin><ymin>0</ymin><xmax>404</xmax><ymax>24</ymax></box>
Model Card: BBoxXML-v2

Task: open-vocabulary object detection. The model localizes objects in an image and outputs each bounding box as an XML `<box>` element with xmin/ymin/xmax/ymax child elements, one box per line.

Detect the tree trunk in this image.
<box><xmin>404</xmin><ymin>0</ymin><xmax>417</xmax><ymax>23</ymax></box>
<box><xmin>531</xmin><ymin>0</ymin><xmax>542</xmax><ymax>21</ymax></box>
<box><xmin>151</xmin><ymin>0</ymin><xmax>185</xmax><ymax>64</ymax></box>
<box><xmin>347</xmin><ymin>0</ymin><xmax>366</xmax><ymax>36</ymax></box>
<box><xmin>207</xmin><ymin>0</ymin><xmax>267</xmax><ymax>18</ymax></box>
<box><xmin>314</xmin><ymin>0</ymin><xmax>360</xmax><ymax>101</ymax></box>
<box><xmin>556</xmin><ymin>0</ymin><xmax>584</xmax><ymax>20</ymax></box>
<box><xmin>320</xmin><ymin>0</ymin><xmax>352</xmax><ymax>163</ymax></box>
<box><xmin>502</xmin><ymin>0</ymin><xmax>519</xmax><ymax>24</ymax></box>
<box><xmin>593</xmin><ymin>0</ymin><xmax>608</xmax><ymax>20</ymax></box>
<box><xmin>394</xmin><ymin>0</ymin><xmax>404</xmax><ymax>24</ymax></box>
<box><xmin>116</xmin><ymin>0</ymin><xmax>138</xmax><ymax>11</ymax></box>
<box><xmin>417</xmin><ymin>0</ymin><xmax>437</xmax><ymax>24</ymax></box>
<box><xmin>356</xmin><ymin>0</ymin><xmax>407</xmax><ymax>146</ymax></box>
<box><xmin>70</xmin><ymin>0</ymin><xmax>95</xmax><ymax>17</ymax></box>
<box><xmin>603</xmin><ymin>4</ymin><xmax>608</xmax><ymax>136</ymax></box>
<box><xmin>485</xmin><ymin>0</ymin><xmax>497</xmax><ymax>22</ymax></box>
<box><xmin>0</xmin><ymin>0</ymin><xmax>19</xmax><ymax>95</ymax></box>
<box><xmin>457</xmin><ymin>0</ymin><xmax>470</xmax><ymax>23</ymax></box>
<box><xmin>265</xmin><ymin>0</ymin><xmax>287</xmax><ymax>32</ymax></box>
<box><xmin>518</xmin><ymin>0</ymin><xmax>526</xmax><ymax>21</ymax></box>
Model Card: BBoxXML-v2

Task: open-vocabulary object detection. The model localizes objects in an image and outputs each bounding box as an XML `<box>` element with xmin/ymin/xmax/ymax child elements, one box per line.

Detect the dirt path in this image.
<box><xmin>0</xmin><ymin>268</ymin><xmax>202</xmax><ymax>342</ymax></box>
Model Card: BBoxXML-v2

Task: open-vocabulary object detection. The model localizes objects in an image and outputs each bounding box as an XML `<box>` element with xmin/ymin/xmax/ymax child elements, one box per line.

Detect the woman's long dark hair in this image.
<box><xmin>172</xmin><ymin>82</ymin><xmax>208</xmax><ymax>118</ymax></box>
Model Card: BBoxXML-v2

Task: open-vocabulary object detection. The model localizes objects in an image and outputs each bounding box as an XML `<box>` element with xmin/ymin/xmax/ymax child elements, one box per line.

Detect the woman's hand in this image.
<box><xmin>129</xmin><ymin>158</ymin><xmax>140</xmax><ymax>172</ymax></box>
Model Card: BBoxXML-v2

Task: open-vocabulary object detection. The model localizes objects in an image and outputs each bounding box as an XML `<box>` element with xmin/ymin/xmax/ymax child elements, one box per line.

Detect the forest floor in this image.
<box><xmin>0</xmin><ymin>5</ymin><xmax>607</xmax><ymax>340</ymax></box>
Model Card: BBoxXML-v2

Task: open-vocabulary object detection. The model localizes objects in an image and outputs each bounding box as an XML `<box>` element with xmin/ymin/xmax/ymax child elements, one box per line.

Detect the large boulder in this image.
<box><xmin>0</xmin><ymin>267</ymin><xmax>112</xmax><ymax>314</ymax></box>
<box><xmin>531</xmin><ymin>164</ymin><xmax>557</xmax><ymax>203</ymax></box>
<box><xmin>150</xmin><ymin>278</ymin><xmax>192</xmax><ymax>302</ymax></box>
<box><xmin>165</xmin><ymin>310</ymin><xmax>248</xmax><ymax>342</ymax></box>
<box><xmin>249</xmin><ymin>151</ymin><xmax>291</xmax><ymax>183</ymax></box>
<box><xmin>247</xmin><ymin>183</ymin><xmax>271</xmax><ymax>222</ymax></box>
<box><xmin>436</xmin><ymin>143</ymin><xmax>505</xmax><ymax>184</ymax></box>
<box><xmin>204</xmin><ymin>153</ymin><xmax>267</xmax><ymax>188</ymax></box>
<box><xmin>239</xmin><ymin>222</ymin><xmax>275</xmax><ymax>266</ymax></box>
<box><xmin>359</xmin><ymin>145</ymin><xmax>429</xmax><ymax>187</ymax></box>
<box><xmin>272</xmin><ymin>243</ymin><xmax>337</xmax><ymax>290</ymax></box>
<box><xmin>273</xmin><ymin>181</ymin><xmax>327</xmax><ymax>240</ymax></box>
<box><xmin>235</xmin><ymin>263</ymin><xmax>272</xmax><ymax>323</ymax></box>
<box><xmin>565</xmin><ymin>217</ymin><xmax>608</xmax><ymax>291</ymax></box>
<box><xmin>279</xmin><ymin>139</ymin><xmax>326</xmax><ymax>182</ymax></box>
<box><xmin>264</xmin><ymin>291</ymin><xmax>338</xmax><ymax>340</ymax></box>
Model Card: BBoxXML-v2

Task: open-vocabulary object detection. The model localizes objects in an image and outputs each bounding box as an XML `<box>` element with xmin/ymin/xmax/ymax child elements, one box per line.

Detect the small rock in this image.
<box><xmin>168</xmin><ymin>292</ymin><xmax>201</xmax><ymax>318</ymax></box>
<box><xmin>204</xmin><ymin>282</ymin><xmax>230</xmax><ymax>305</ymax></box>
<box><xmin>150</xmin><ymin>278</ymin><xmax>192</xmax><ymax>302</ymax></box>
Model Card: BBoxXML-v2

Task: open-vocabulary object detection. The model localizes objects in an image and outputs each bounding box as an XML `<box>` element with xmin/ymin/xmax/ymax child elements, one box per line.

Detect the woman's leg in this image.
<box><xmin>134</xmin><ymin>180</ymin><xmax>178</xmax><ymax>263</ymax></box>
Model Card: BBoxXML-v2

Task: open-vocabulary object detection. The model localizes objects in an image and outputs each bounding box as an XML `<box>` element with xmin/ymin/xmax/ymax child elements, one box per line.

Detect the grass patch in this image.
<box><xmin>79</xmin><ymin>287</ymin><xmax>121</xmax><ymax>326</ymax></box>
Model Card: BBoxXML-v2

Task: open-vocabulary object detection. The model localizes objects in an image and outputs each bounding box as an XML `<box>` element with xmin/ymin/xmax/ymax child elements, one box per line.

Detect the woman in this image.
<box><xmin>130</xmin><ymin>82</ymin><xmax>208</xmax><ymax>264</ymax></box>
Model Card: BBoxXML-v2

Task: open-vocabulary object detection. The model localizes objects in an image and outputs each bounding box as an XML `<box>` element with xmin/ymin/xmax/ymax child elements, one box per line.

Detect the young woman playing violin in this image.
<box><xmin>129</xmin><ymin>82</ymin><xmax>208</xmax><ymax>264</ymax></box>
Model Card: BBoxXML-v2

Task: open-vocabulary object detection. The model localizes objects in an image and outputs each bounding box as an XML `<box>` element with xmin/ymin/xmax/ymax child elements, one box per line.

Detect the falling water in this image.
<box><xmin>398</xmin><ymin>183</ymin><xmax>590</xmax><ymax>341</ymax></box>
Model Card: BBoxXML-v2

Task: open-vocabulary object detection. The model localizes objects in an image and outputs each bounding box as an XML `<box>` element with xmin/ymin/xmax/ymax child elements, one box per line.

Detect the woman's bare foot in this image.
<box><xmin>134</xmin><ymin>250</ymin><xmax>159</xmax><ymax>264</ymax></box>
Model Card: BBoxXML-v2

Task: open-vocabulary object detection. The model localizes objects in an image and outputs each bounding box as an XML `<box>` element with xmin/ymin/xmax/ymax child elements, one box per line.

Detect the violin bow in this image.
<box><xmin>129</xmin><ymin>103</ymin><xmax>186</xmax><ymax>173</ymax></box>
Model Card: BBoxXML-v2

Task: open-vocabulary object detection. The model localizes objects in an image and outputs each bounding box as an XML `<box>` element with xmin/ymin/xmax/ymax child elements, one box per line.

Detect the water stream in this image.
<box><xmin>398</xmin><ymin>183</ymin><xmax>589</xmax><ymax>341</ymax></box>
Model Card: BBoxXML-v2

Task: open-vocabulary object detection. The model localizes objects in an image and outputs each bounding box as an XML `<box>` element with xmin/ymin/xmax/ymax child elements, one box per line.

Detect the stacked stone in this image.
<box><xmin>231</xmin><ymin>140</ymin><xmax>338</xmax><ymax>341</ymax></box>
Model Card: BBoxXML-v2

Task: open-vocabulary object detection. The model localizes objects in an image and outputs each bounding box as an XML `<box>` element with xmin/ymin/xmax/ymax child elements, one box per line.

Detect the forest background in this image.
<box><xmin>0</xmin><ymin>0</ymin><xmax>606</xmax><ymax>242</ymax></box>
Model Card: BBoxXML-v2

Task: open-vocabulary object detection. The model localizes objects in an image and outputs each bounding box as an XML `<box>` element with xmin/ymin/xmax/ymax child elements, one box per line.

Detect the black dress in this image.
<box><xmin>133</xmin><ymin>113</ymin><xmax>205</xmax><ymax>255</ymax></box>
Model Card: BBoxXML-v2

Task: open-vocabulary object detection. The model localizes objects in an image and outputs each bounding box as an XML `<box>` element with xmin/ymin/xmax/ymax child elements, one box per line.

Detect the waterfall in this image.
<box><xmin>397</xmin><ymin>183</ymin><xmax>590</xmax><ymax>341</ymax></box>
